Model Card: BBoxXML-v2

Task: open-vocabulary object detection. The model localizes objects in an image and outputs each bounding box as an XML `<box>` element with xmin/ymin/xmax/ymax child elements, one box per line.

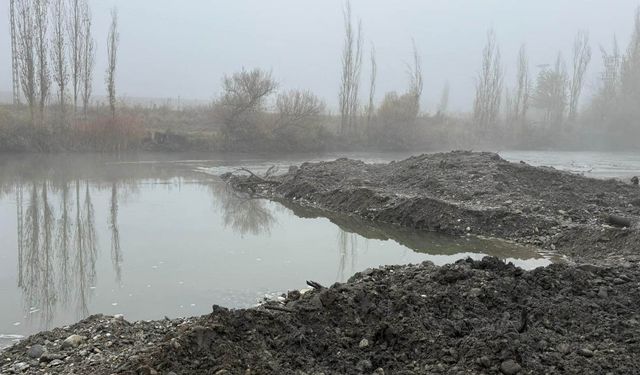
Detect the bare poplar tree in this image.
<box><xmin>569</xmin><ymin>31</ymin><xmax>592</xmax><ymax>122</ymax></box>
<box><xmin>514</xmin><ymin>44</ymin><xmax>530</xmax><ymax>122</ymax></box>
<box><xmin>10</xmin><ymin>0</ymin><xmax>21</xmax><ymax>105</ymax></box>
<box><xmin>366</xmin><ymin>44</ymin><xmax>377</xmax><ymax>128</ymax></box>
<box><xmin>106</xmin><ymin>7</ymin><xmax>119</xmax><ymax>119</ymax></box>
<box><xmin>621</xmin><ymin>7</ymin><xmax>640</xmax><ymax>103</ymax></box>
<box><xmin>68</xmin><ymin>0</ymin><xmax>84</xmax><ymax>114</ymax></box>
<box><xmin>80</xmin><ymin>2</ymin><xmax>94</xmax><ymax>117</ymax></box>
<box><xmin>51</xmin><ymin>0</ymin><xmax>69</xmax><ymax>123</ymax></box>
<box><xmin>34</xmin><ymin>0</ymin><xmax>50</xmax><ymax>127</ymax></box>
<box><xmin>406</xmin><ymin>39</ymin><xmax>423</xmax><ymax>112</ymax></box>
<box><xmin>595</xmin><ymin>36</ymin><xmax>621</xmax><ymax>118</ymax></box>
<box><xmin>437</xmin><ymin>81</ymin><xmax>450</xmax><ymax>116</ymax></box>
<box><xmin>473</xmin><ymin>29</ymin><xmax>503</xmax><ymax>129</ymax></box>
<box><xmin>338</xmin><ymin>0</ymin><xmax>363</xmax><ymax>137</ymax></box>
<box><xmin>16</xmin><ymin>0</ymin><xmax>37</xmax><ymax>125</ymax></box>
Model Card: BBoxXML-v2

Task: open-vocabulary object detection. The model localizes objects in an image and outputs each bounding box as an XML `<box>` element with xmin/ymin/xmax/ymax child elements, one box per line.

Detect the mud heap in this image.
<box><xmin>4</xmin><ymin>152</ymin><xmax>640</xmax><ymax>374</ymax></box>
<box><xmin>3</xmin><ymin>257</ymin><xmax>640</xmax><ymax>374</ymax></box>
<box><xmin>226</xmin><ymin>151</ymin><xmax>640</xmax><ymax>265</ymax></box>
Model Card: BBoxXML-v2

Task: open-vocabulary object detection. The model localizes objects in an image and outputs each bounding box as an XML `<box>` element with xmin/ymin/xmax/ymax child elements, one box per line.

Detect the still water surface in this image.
<box><xmin>1</xmin><ymin>151</ymin><xmax>633</xmax><ymax>348</ymax></box>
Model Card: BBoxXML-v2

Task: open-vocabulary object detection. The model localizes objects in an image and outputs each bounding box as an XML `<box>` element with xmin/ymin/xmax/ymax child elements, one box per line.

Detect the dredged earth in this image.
<box><xmin>2</xmin><ymin>151</ymin><xmax>640</xmax><ymax>374</ymax></box>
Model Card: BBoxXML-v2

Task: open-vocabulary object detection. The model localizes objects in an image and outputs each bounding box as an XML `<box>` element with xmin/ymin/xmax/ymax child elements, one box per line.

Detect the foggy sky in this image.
<box><xmin>0</xmin><ymin>1</ymin><xmax>638</xmax><ymax>111</ymax></box>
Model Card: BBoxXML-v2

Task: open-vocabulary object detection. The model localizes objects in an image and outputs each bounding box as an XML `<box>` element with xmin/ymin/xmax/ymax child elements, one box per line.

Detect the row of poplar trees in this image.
<box><xmin>9</xmin><ymin>0</ymin><xmax>120</xmax><ymax>128</ymax></box>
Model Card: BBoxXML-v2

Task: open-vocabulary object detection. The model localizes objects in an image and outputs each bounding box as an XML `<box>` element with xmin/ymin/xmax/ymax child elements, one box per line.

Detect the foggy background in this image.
<box><xmin>0</xmin><ymin>0</ymin><xmax>637</xmax><ymax>112</ymax></box>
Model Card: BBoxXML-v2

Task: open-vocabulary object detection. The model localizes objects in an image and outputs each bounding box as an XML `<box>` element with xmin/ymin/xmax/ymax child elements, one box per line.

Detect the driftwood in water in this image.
<box><xmin>235</xmin><ymin>168</ymin><xmax>279</xmax><ymax>184</ymax></box>
<box><xmin>607</xmin><ymin>215</ymin><xmax>632</xmax><ymax>228</ymax></box>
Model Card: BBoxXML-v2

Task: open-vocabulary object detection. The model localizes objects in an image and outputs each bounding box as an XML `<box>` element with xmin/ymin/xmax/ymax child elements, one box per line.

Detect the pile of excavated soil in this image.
<box><xmin>225</xmin><ymin>151</ymin><xmax>640</xmax><ymax>265</ymax></box>
<box><xmin>4</xmin><ymin>152</ymin><xmax>640</xmax><ymax>374</ymax></box>
<box><xmin>2</xmin><ymin>257</ymin><xmax>640</xmax><ymax>374</ymax></box>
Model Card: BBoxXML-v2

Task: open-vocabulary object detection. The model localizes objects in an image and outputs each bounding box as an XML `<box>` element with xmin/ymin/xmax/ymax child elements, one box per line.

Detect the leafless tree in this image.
<box><xmin>338</xmin><ymin>0</ymin><xmax>363</xmax><ymax>137</ymax></box>
<box><xmin>473</xmin><ymin>29</ymin><xmax>503</xmax><ymax>129</ymax></box>
<box><xmin>276</xmin><ymin>90</ymin><xmax>325</xmax><ymax>129</ymax></box>
<box><xmin>219</xmin><ymin>68</ymin><xmax>277</xmax><ymax>118</ymax></box>
<box><xmin>10</xmin><ymin>0</ymin><xmax>21</xmax><ymax>105</ymax></box>
<box><xmin>568</xmin><ymin>31</ymin><xmax>592</xmax><ymax>122</ymax></box>
<box><xmin>366</xmin><ymin>44</ymin><xmax>377</xmax><ymax>128</ymax></box>
<box><xmin>621</xmin><ymin>7</ymin><xmax>640</xmax><ymax>103</ymax></box>
<box><xmin>106</xmin><ymin>7</ymin><xmax>119</xmax><ymax>119</ymax></box>
<box><xmin>600</xmin><ymin>36</ymin><xmax>621</xmax><ymax>101</ymax></box>
<box><xmin>592</xmin><ymin>36</ymin><xmax>621</xmax><ymax>122</ymax></box>
<box><xmin>406</xmin><ymin>39</ymin><xmax>423</xmax><ymax>110</ymax></box>
<box><xmin>514</xmin><ymin>44</ymin><xmax>530</xmax><ymax>122</ymax></box>
<box><xmin>34</xmin><ymin>0</ymin><xmax>50</xmax><ymax>126</ymax></box>
<box><xmin>51</xmin><ymin>0</ymin><xmax>69</xmax><ymax>123</ymax></box>
<box><xmin>68</xmin><ymin>0</ymin><xmax>84</xmax><ymax>114</ymax></box>
<box><xmin>16</xmin><ymin>0</ymin><xmax>37</xmax><ymax>125</ymax></box>
<box><xmin>216</xmin><ymin>68</ymin><xmax>277</xmax><ymax>142</ymax></box>
<box><xmin>437</xmin><ymin>81</ymin><xmax>450</xmax><ymax>116</ymax></box>
<box><xmin>80</xmin><ymin>1</ymin><xmax>94</xmax><ymax>118</ymax></box>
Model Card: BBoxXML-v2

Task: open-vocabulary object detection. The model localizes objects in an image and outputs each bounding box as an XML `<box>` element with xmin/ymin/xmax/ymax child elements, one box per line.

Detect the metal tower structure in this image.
<box><xmin>10</xmin><ymin>0</ymin><xmax>21</xmax><ymax>105</ymax></box>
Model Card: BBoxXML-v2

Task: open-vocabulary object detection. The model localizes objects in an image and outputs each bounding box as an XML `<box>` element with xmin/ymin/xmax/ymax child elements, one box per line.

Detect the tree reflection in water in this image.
<box><xmin>14</xmin><ymin>179</ymin><xmax>123</xmax><ymax>327</ymax></box>
<box><xmin>336</xmin><ymin>229</ymin><xmax>364</xmax><ymax>283</ymax></box>
<box><xmin>210</xmin><ymin>182</ymin><xmax>276</xmax><ymax>237</ymax></box>
<box><xmin>110</xmin><ymin>183</ymin><xmax>123</xmax><ymax>284</ymax></box>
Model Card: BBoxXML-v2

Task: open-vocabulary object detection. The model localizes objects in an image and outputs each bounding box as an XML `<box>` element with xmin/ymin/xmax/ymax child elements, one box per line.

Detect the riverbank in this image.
<box><xmin>225</xmin><ymin>151</ymin><xmax>640</xmax><ymax>266</ymax></box>
<box><xmin>2</xmin><ymin>257</ymin><xmax>640</xmax><ymax>374</ymax></box>
<box><xmin>2</xmin><ymin>151</ymin><xmax>640</xmax><ymax>374</ymax></box>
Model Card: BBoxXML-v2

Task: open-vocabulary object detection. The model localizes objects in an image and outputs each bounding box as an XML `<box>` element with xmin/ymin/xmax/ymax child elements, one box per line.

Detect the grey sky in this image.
<box><xmin>1</xmin><ymin>1</ymin><xmax>638</xmax><ymax>111</ymax></box>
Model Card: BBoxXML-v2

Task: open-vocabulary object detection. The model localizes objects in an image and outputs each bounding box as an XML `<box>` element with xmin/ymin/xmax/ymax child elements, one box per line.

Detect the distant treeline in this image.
<box><xmin>2</xmin><ymin>0</ymin><xmax>640</xmax><ymax>153</ymax></box>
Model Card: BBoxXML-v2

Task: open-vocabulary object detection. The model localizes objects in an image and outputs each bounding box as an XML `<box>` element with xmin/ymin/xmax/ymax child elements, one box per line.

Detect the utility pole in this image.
<box><xmin>10</xmin><ymin>0</ymin><xmax>21</xmax><ymax>105</ymax></box>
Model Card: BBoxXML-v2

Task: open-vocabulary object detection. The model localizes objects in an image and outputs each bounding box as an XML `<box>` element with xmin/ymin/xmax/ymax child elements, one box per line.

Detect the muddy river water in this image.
<box><xmin>0</xmin><ymin>151</ymin><xmax>637</xmax><ymax>348</ymax></box>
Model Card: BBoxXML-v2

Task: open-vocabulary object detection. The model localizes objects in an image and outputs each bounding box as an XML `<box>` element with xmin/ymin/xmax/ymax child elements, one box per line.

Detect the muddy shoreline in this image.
<box><xmin>226</xmin><ymin>151</ymin><xmax>640</xmax><ymax>266</ymax></box>
<box><xmin>3</xmin><ymin>151</ymin><xmax>640</xmax><ymax>374</ymax></box>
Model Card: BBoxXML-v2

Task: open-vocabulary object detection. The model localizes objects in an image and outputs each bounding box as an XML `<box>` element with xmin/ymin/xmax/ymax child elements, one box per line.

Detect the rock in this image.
<box><xmin>287</xmin><ymin>290</ymin><xmax>301</xmax><ymax>301</ymax></box>
<box><xmin>356</xmin><ymin>359</ymin><xmax>373</xmax><ymax>372</ymax></box>
<box><xmin>359</xmin><ymin>338</ymin><xmax>369</xmax><ymax>348</ymax></box>
<box><xmin>372</xmin><ymin>368</ymin><xmax>385</xmax><ymax>375</ymax></box>
<box><xmin>468</xmin><ymin>288</ymin><xmax>482</xmax><ymax>298</ymax></box>
<box><xmin>13</xmin><ymin>362</ymin><xmax>30</xmax><ymax>372</ymax></box>
<box><xmin>477</xmin><ymin>356</ymin><xmax>491</xmax><ymax>368</ymax></box>
<box><xmin>137</xmin><ymin>365</ymin><xmax>159</xmax><ymax>375</ymax></box>
<box><xmin>49</xmin><ymin>359</ymin><xmax>64</xmax><ymax>367</ymax></box>
<box><xmin>631</xmin><ymin>176</ymin><xmax>639</xmax><ymax>185</ymax></box>
<box><xmin>170</xmin><ymin>338</ymin><xmax>181</xmax><ymax>350</ymax></box>
<box><xmin>578</xmin><ymin>348</ymin><xmax>594</xmax><ymax>357</ymax></box>
<box><xmin>557</xmin><ymin>343</ymin><xmax>571</xmax><ymax>354</ymax></box>
<box><xmin>39</xmin><ymin>353</ymin><xmax>64</xmax><ymax>363</ymax></box>
<box><xmin>61</xmin><ymin>334</ymin><xmax>86</xmax><ymax>349</ymax></box>
<box><xmin>500</xmin><ymin>359</ymin><xmax>521</xmax><ymax>374</ymax></box>
<box><xmin>598</xmin><ymin>286</ymin><xmax>608</xmax><ymax>298</ymax></box>
<box><xmin>26</xmin><ymin>344</ymin><xmax>46</xmax><ymax>359</ymax></box>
